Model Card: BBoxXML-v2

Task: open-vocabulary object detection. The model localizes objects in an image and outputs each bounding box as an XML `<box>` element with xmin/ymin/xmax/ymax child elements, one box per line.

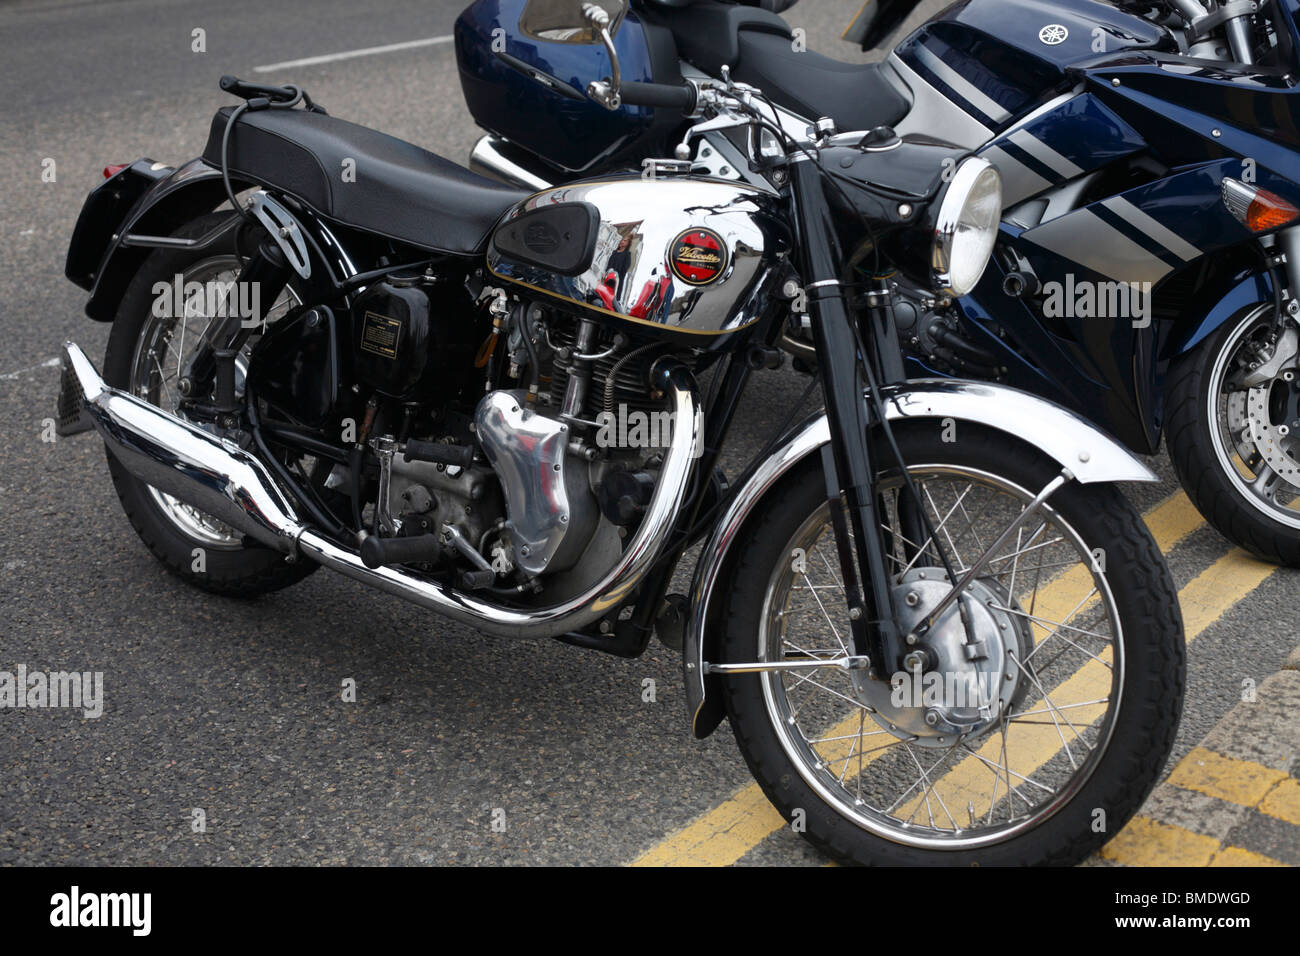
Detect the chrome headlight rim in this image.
<box><xmin>932</xmin><ymin>157</ymin><xmax>1002</xmax><ymax>298</ymax></box>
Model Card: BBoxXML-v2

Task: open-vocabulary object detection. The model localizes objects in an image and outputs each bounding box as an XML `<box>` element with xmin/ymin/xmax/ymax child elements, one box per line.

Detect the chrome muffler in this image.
<box><xmin>62</xmin><ymin>342</ymin><xmax>700</xmax><ymax>640</ymax></box>
<box><xmin>63</xmin><ymin>342</ymin><xmax>304</xmax><ymax>553</ymax></box>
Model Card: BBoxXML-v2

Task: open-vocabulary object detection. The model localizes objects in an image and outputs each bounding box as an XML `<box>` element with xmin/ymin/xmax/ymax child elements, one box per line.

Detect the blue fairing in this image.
<box><xmin>899</xmin><ymin>0</ymin><xmax>1300</xmax><ymax>452</ymax></box>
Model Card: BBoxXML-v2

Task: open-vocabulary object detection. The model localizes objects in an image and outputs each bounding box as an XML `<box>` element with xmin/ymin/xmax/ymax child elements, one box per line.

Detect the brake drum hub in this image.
<box><xmin>857</xmin><ymin>568</ymin><xmax>1031</xmax><ymax>749</ymax></box>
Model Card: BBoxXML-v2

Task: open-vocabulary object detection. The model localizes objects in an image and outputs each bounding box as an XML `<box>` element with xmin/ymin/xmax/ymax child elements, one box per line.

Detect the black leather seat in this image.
<box><xmin>732</xmin><ymin>31</ymin><xmax>911</xmax><ymax>134</ymax></box>
<box><xmin>659</xmin><ymin>2</ymin><xmax>911</xmax><ymax>134</ymax></box>
<box><xmin>202</xmin><ymin>107</ymin><xmax>529</xmax><ymax>255</ymax></box>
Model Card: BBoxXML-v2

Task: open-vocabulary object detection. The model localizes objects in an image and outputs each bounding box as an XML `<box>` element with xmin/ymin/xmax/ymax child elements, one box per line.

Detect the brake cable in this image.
<box><xmin>219</xmin><ymin>82</ymin><xmax>311</xmax><ymax>226</ymax></box>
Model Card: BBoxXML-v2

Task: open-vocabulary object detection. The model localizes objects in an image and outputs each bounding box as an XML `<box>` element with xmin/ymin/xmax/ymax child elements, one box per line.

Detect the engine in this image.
<box><xmin>257</xmin><ymin>173</ymin><xmax>781</xmax><ymax>604</ymax></box>
<box><xmin>360</xmin><ymin>294</ymin><xmax>690</xmax><ymax>599</ymax></box>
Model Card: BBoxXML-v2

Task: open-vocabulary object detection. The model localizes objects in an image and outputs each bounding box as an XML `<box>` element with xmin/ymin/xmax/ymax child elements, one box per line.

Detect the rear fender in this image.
<box><xmin>72</xmin><ymin>158</ymin><xmax>356</xmax><ymax>322</ymax></box>
<box><xmin>73</xmin><ymin>158</ymin><xmax>235</xmax><ymax>321</ymax></box>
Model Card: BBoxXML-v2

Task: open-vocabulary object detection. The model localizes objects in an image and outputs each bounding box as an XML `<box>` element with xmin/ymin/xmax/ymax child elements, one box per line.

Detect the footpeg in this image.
<box><xmin>360</xmin><ymin>533</ymin><xmax>442</xmax><ymax>569</ymax></box>
<box><xmin>459</xmin><ymin>569</ymin><xmax>496</xmax><ymax>590</ymax></box>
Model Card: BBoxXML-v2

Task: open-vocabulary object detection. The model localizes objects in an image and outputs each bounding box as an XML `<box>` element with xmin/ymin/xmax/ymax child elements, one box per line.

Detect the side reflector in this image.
<box><xmin>1223</xmin><ymin>177</ymin><xmax>1300</xmax><ymax>233</ymax></box>
<box><xmin>102</xmin><ymin>164</ymin><xmax>128</xmax><ymax>179</ymax></box>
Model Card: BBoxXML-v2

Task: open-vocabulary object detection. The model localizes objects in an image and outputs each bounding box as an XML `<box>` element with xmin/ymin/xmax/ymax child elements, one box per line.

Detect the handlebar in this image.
<box><xmin>220</xmin><ymin>75</ymin><xmax>300</xmax><ymax>105</ymax></box>
<box><xmin>619</xmin><ymin>81</ymin><xmax>697</xmax><ymax>112</ymax></box>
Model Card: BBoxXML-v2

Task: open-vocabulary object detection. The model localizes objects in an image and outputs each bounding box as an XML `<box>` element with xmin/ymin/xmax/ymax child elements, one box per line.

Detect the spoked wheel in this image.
<box><xmin>1168</xmin><ymin>303</ymin><xmax>1300</xmax><ymax>565</ymax></box>
<box><xmin>102</xmin><ymin>211</ymin><xmax>318</xmax><ymax>596</ymax></box>
<box><xmin>718</xmin><ymin>423</ymin><xmax>1184</xmax><ymax>866</ymax></box>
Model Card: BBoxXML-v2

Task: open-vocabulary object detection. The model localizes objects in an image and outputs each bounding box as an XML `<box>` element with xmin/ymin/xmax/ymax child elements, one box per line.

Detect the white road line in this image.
<box><xmin>0</xmin><ymin>357</ymin><xmax>59</xmax><ymax>381</ymax></box>
<box><xmin>252</xmin><ymin>35</ymin><xmax>454</xmax><ymax>73</ymax></box>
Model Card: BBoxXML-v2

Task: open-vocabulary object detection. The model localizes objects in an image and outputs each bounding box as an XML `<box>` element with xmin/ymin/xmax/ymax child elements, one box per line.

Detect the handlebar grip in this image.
<box><xmin>220</xmin><ymin>75</ymin><xmax>296</xmax><ymax>103</ymax></box>
<box><xmin>619</xmin><ymin>81</ymin><xmax>696</xmax><ymax>112</ymax></box>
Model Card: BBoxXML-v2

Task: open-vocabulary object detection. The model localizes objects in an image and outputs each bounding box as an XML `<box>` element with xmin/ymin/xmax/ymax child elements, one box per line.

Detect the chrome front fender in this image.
<box><xmin>683</xmin><ymin>379</ymin><xmax>1156</xmax><ymax>738</ymax></box>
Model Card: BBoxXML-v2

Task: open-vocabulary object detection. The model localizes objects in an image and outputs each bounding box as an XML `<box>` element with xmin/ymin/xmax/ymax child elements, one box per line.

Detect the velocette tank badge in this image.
<box><xmin>668</xmin><ymin>228</ymin><xmax>729</xmax><ymax>286</ymax></box>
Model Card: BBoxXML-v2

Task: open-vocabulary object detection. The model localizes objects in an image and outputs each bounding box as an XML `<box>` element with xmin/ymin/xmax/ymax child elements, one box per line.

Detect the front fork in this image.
<box><xmin>788</xmin><ymin>158</ymin><xmax>901</xmax><ymax>676</ymax></box>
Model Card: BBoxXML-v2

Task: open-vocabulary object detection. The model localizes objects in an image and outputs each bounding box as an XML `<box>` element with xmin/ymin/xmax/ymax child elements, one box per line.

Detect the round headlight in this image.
<box><xmin>932</xmin><ymin>158</ymin><xmax>1002</xmax><ymax>297</ymax></box>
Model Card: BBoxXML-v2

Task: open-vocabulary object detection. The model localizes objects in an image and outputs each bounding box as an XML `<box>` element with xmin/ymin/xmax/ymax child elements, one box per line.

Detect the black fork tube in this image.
<box><xmin>788</xmin><ymin>158</ymin><xmax>899</xmax><ymax>669</ymax></box>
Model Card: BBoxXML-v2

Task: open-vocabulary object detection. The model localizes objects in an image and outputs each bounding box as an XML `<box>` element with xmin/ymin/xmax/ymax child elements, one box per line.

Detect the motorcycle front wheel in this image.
<box><xmin>717</xmin><ymin>422</ymin><xmax>1184</xmax><ymax>865</ymax></box>
<box><xmin>1167</xmin><ymin>303</ymin><xmax>1300</xmax><ymax>566</ymax></box>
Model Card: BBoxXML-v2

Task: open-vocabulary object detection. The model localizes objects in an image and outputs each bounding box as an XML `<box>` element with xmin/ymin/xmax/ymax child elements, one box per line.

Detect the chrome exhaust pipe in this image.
<box><xmin>63</xmin><ymin>342</ymin><xmax>304</xmax><ymax>553</ymax></box>
<box><xmin>469</xmin><ymin>135</ymin><xmax>554</xmax><ymax>192</ymax></box>
<box><xmin>63</xmin><ymin>342</ymin><xmax>700</xmax><ymax>641</ymax></box>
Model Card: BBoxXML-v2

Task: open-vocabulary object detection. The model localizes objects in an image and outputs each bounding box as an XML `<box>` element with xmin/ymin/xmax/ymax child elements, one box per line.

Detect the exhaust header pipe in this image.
<box><xmin>62</xmin><ymin>342</ymin><xmax>700</xmax><ymax>641</ymax></box>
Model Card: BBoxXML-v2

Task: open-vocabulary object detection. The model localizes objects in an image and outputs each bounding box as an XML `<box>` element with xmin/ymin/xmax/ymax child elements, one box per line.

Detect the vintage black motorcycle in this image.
<box><xmin>58</xmin><ymin>0</ymin><xmax>1182</xmax><ymax>865</ymax></box>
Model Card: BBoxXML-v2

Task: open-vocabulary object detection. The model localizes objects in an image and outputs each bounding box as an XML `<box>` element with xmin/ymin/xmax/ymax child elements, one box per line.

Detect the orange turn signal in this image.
<box><xmin>1246</xmin><ymin>187</ymin><xmax>1300</xmax><ymax>232</ymax></box>
<box><xmin>1223</xmin><ymin>177</ymin><xmax>1300</xmax><ymax>233</ymax></box>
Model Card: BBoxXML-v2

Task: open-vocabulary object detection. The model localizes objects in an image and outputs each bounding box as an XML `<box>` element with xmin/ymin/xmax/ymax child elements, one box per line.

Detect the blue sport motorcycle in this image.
<box><xmin>456</xmin><ymin>0</ymin><xmax>1300</xmax><ymax>564</ymax></box>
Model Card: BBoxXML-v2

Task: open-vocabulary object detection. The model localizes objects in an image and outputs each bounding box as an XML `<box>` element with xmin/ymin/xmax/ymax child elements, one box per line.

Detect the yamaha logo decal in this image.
<box><xmin>1039</xmin><ymin>24</ymin><xmax>1069</xmax><ymax>45</ymax></box>
<box><xmin>668</xmin><ymin>228</ymin><xmax>728</xmax><ymax>286</ymax></box>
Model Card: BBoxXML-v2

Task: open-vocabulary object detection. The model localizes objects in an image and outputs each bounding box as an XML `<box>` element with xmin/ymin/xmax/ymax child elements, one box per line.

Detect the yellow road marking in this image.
<box><xmin>1260</xmin><ymin>778</ymin><xmax>1300</xmax><ymax>826</ymax></box>
<box><xmin>1101</xmin><ymin>816</ymin><xmax>1290</xmax><ymax>867</ymax></box>
<box><xmin>1100</xmin><ymin>816</ymin><xmax>1220</xmax><ymax>866</ymax></box>
<box><xmin>909</xmin><ymin>546</ymin><xmax>1276</xmax><ymax>822</ymax></box>
<box><xmin>630</xmin><ymin>492</ymin><xmax>1272</xmax><ymax>866</ymax></box>
<box><xmin>1167</xmin><ymin>747</ymin><xmax>1290</xmax><ymax>806</ymax></box>
<box><xmin>1208</xmin><ymin>846</ymin><xmax>1289</xmax><ymax>867</ymax></box>
<box><xmin>1144</xmin><ymin>491</ymin><xmax>1211</xmax><ymax>551</ymax></box>
<box><xmin>1177</xmin><ymin>549</ymin><xmax>1278</xmax><ymax>636</ymax></box>
<box><xmin>630</xmin><ymin>784</ymin><xmax>784</xmax><ymax>867</ymax></box>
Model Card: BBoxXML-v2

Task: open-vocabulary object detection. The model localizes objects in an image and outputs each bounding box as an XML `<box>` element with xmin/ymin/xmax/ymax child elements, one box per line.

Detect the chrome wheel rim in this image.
<box><xmin>758</xmin><ymin>465</ymin><xmax>1124</xmax><ymax>850</ymax></box>
<box><xmin>1207</xmin><ymin>305</ymin><xmax>1300</xmax><ymax>530</ymax></box>
<box><xmin>128</xmin><ymin>254</ymin><xmax>299</xmax><ymax>548</ymax></box>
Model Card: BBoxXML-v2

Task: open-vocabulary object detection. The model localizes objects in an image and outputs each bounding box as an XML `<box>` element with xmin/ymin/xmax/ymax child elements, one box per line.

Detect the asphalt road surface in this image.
<box><xmin>0</xmin><ymin>0</ymin><xmax>1296</xmax><ymax>866</ymax></box>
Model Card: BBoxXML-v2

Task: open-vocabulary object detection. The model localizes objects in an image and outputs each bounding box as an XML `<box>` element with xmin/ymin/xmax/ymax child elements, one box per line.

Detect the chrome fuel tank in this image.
<box><xmin>485</xmin><ymin>176</ymin><xmax>788</xmax><ymax>337</ymax></box>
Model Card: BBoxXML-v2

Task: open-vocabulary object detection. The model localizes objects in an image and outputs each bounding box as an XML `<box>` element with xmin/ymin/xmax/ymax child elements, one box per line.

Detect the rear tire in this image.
<box><xmin>718</xmin><ymin>423</ymin><xmax>1183</xmax><ymax>865</ymax></box>
<box><xmin>102</xmin><ymin>212</ymin><xmax>317</xmax><ymax>598</ymax></box>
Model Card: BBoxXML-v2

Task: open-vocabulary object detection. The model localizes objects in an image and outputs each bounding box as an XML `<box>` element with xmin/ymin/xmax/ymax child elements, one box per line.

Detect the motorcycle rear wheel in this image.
<box><xmin>102</xmin><ymin>212</ymin><xmax>318</xmax><ymax>597</ymax></box>
<box><xmin>717</xmin><ymin>422</ymin><xmax>1184</xmax><ymax>865</ymax></box>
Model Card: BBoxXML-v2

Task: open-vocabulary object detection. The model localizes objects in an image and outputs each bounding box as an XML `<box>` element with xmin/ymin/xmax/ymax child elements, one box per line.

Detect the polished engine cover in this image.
<box><xmin>474</xmin><ymin>390</ymin><xmax>598</xmax><ymax>577</ymax></box>
<box><xmin>486</xmin><ymin>176</ymin><xmax>786</xmax><ymax>336</ymax></box>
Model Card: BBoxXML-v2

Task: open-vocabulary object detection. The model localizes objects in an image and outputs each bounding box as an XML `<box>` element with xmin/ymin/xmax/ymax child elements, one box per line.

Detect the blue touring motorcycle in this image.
<box><xmin>457</xmin><ymin>0</ymin><xmax>1300</xmax><ymax>564</ymax></box>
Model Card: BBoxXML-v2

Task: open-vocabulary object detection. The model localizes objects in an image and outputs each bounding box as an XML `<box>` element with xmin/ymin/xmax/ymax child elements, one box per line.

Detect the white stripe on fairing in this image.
<box><xmin>1101</xmin><ymin>196</ymin><xmax>1204</xmax><ymax>262</ymax></box>
<box><xmin>1027</xmin><ymin>208</ymin><xmax>1177</xmax><ymax>285</ymax></box>
<box><xmin>887</xmin><ymin>54</ymin><xmax>993</xmax><ymax>151</ymax></box>
<box><xmin>911</xmin><ymin>43</ymin><xmax>1012</xmax><ymax>124</ymax></box>
<box><xmin>1008</xmin><ymin>129</ymin><xmax>1084</xmax><ymax>179</ymax></box>
<box><xmin>253</xmin><ymin>35</ymin><xmax>453</xmax><ymax>73</ymax></box>
<box><xmin>981</xmin><ymin>145</ymin><xmax>1052</xmax><ymax>206</ymax></box>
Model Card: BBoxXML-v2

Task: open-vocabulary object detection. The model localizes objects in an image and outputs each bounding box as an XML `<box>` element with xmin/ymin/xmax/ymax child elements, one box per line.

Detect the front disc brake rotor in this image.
<box><xmin>1238</xmin><ymin>373</ymin><xmax>1300</xmax><ymax>491</ymax></box>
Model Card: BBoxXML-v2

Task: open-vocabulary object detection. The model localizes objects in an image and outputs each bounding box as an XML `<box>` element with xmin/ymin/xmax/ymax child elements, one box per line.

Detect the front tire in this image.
<box><xmin>718</xmin><ymin>423</ymin><xmax>1183</xmax><ymax>865</ymax></box>
<box><xmin>1167</xmin><ymin>303</ymin><xmax>1300</xmax><ymax>566</ymax></box>
<box><xmin>102</xmin><ymin>212</ymin><xmax>317</xmax><ymax>597</ymax></box>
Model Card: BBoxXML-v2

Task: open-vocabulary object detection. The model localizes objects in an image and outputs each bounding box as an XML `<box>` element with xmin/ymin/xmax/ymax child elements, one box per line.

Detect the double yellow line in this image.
<box><xmin>631</xmin><ymin>491</ymin><xmax>1278</xmax><ymax>867</ymax></box>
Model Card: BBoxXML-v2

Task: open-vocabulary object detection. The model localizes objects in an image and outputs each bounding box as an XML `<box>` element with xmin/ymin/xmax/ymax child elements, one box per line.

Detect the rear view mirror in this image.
<box><xmin>518</xmin><ymin>0</ymin><xmax>628</xmax><ymax>44</ymax></box>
